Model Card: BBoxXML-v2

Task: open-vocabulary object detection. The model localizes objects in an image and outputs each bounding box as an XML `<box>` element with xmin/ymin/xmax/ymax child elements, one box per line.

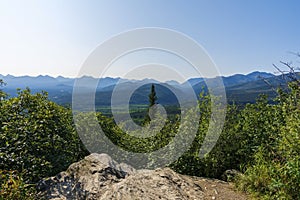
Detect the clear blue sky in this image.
<box><xmin>0</xmin><ymin>0</ymin><xmax>300</xmax><ymax>79</ymax></box>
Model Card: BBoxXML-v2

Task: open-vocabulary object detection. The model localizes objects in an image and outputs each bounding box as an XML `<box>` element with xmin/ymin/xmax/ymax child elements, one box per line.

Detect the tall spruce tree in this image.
<box><xmin>144</xmin><ymin>84</ymin><xmax>158</xmax><ymax>124</ymax></box>
<box><xmin>148</xmin><ymin>84</ymin><xmax>157</xmax><ymax>107</ymax></box>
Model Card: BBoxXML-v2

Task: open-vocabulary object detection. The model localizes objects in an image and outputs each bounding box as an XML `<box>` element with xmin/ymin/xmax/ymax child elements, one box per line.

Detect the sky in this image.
<box><xmin>0</xmin><ymin>0</ymin><xmax>300</xmax><ymax>80</ymax></box>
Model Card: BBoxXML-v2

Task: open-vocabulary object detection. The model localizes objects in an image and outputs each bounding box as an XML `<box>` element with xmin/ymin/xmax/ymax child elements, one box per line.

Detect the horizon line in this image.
<box><xmin>0</xmin><ymin>70</ymin><xmax>276</xmax><ymax>82</ymax></box>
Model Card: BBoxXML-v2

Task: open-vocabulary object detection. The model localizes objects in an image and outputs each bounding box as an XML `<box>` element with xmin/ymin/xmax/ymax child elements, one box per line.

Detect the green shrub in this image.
<box><xmin>0</xmin><ymin>89</ymin><xmax>88</xmax><ymax>183</ymax></box>
<box><xmin>236</xmin><ymin>82</ymin><xmax>300</xmax><ymax>199</ymax></box>
<box><xmin>0</xmin><ymin>170</ymin><xmax>35</xmax><ymax>200</ymax></box>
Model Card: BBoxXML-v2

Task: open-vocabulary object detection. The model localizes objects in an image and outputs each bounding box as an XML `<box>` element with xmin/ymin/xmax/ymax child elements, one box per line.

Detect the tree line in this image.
<box><xmin>0</xmin><ymin>70</ymin><xmax>299</xmax><ymax>199</ymax></box>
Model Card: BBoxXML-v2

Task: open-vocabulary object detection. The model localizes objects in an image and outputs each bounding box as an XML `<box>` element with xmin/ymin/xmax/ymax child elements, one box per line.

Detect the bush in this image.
<box><xmin>0</xmin><ymin>89</ymin><xmax>88</xmax><ymax>183</ymax></box>
<box><xmin>0</xmin><ymin>170</ymin><xmax>35</xmax><ymax>200</ymax></box>
<box><xmin>236</xmin><ymin>82</ymin><xmax>300</xmax><ymax>199</ymax></box>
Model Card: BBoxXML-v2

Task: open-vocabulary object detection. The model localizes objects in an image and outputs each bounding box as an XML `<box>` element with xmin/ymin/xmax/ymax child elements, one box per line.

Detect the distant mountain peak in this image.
<box><xmin>0</xmin><ymin>71</ymin><xmax>291</xmax><ymax>105</ymax></box>
<box><xmin>165</xmin><ymin>80</ymin><xmax>180</xmax><ymax>85</ymax></box>
<box><xmin>247</xmin><ymin>71</ymin><xmax>274</xmax><ymax>75</ymax></box>
<box><xmin>246</xmin><ymin>71</ymin><xmax>275</xmax><ymax>79</ymax></box>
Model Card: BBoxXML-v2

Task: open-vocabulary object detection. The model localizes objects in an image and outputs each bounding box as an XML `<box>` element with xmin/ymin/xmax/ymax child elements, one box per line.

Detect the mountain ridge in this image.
<box><xmin>0</xmin><ymin>71</ymin><xmax>274</xmax><ymax>89</ymax></box>
<box><xmin>0</xmin><ymin>71</ymin><xmax>286</xmax><ymax>105</ymax></box>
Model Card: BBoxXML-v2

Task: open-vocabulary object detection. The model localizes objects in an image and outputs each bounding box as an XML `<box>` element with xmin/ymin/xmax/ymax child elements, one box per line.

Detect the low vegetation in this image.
<box><xmin>0</xmin><ymin>70</ymin><xmax>299</xmax><ymax>199</ymax></box>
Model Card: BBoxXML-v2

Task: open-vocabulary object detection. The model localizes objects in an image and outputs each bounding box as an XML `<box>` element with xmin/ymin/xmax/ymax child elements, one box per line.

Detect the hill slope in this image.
<box><xmin>1</xmin><ymin>72</ymin><xmax>290</xmax><ymax>106</ymax></box>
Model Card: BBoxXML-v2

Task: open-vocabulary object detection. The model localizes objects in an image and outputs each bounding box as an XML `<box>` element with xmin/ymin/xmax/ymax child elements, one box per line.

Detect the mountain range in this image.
<box><xmin>0</xmin><ymin>71</ymin><xmax>294</xmax><ymax>106</ymax></box>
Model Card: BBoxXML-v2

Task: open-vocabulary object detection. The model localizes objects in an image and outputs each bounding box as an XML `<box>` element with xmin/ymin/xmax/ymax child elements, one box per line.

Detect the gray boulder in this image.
<box><xmin>37</xmin><ymin>153</ymin><xmax>204</xmax><ymax>200</ymax></box>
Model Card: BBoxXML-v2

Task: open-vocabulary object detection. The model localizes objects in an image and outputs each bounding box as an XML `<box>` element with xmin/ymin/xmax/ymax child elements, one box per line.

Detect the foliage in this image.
<box><xmin>74</xmin><ymin>110</ymin><xmax>179</xmax><ymax>168</ymax></box>
<box><xmin>144</xmin><ymin>83</ymin><xmax>158</xmax><ymax>124</ymax></box>
<box><xmin>169</xmin><ymin>81</ymin><xmax>299</xmax><ymax>199</ymax></box>
<box><xmin>0</xmin><ymin>88</ymin><xmax>88</xmax><ymax>183</ymax></box>
<box><xmin>0</xmin><ymin>79</ymin><xmax>7</xmax><ymax>100</ymax></box>
<box><xmin>81</xmin><ymin>81</ymin><xmax>299</xmax><ymax>200</ymax></box>
<box><xmin>1</xmin><ymin>69</ymin><xmax>299</xmax><ymax>199</ymax></box>
<box><xmin>0</xmin><ymin>170</ymin><xmax>35</xmax><ymax>200</ymax></box>
<box><xmin>170</xmin><ymin>93</ymin><xmax>243</xmax><ymax>178</ymax></box>
<box><xmin>148</xmin><ymin>84</ymin><xmax>157</xmax><ymax>107</ymax></box>
<box><xmin>236</xmin><ymin>81</ymin><xmax>300</xmax><ymax>199</ymax></box>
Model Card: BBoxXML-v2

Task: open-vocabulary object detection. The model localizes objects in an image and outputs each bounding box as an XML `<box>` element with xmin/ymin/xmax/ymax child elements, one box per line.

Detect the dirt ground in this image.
<box><xmin>193</xmin><ymin>177</ymin><xmax>249</xmax><ymax>200</ymax></box>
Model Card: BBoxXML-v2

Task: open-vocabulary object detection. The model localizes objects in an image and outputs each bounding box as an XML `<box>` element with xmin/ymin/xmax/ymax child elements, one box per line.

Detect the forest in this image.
<box><xmin>0</xmin><ymin>68</ymin><xmax>299</xmax><ymax>199</ymax></box>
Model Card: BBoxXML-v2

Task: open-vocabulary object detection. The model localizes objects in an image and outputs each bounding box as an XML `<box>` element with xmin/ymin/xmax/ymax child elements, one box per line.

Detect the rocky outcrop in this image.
<box><xmin>37</xmin><ymin>153</ymin><xmax>204</xmax><ymax>200</ymax></box>
<box><xmin>37</xmin><ymin>153</ymin><xmax>248</xmax><ymax>200</ymax></box>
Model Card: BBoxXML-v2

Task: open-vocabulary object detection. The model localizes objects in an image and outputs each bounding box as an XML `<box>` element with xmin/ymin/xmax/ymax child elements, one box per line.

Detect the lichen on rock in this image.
<box><xmin>37</xmin><ymin>153</ymin><xmax>204</xmax><ymax>200</ymax></box>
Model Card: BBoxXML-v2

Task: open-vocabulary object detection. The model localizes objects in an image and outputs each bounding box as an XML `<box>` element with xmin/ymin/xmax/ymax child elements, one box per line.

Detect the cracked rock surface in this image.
<box><xmin>37</xmin><ymin>153</ymin><xmax>247</xmax><ymax>200</ymax></box>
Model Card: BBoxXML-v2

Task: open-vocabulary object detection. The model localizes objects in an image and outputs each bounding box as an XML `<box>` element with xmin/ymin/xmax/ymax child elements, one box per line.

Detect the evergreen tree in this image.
<box><xmin>144</xmin><ymin>84</ymin><xmax>158</xmax><ymax>124</ymax></box>
<box><xmin>148</xmin><ymin>83</ymin><xmax>157</xmax><ymax>107</ymax></box>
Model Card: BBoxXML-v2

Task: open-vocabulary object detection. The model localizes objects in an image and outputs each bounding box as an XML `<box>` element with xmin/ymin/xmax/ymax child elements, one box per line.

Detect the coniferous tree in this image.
<box><xmin>144</xmin><ymin>84</ymin><xmax>158</xmax><ymax>124</ymax></box>
<box><xmin>148</xmin><ymin>84</ymin><xmax>157</xmax><ymax>107</ymax></box>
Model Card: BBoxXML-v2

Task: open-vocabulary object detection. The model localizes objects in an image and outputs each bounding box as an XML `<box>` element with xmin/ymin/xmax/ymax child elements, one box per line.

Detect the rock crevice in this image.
<box><xmin>37</xmin><ymin>153</ymin><xmax>204</xmax><ymax>200</ymax></box>
<box><xmin>37</xmin><ymin>153</ymin><xmax>248</xmax><ymax>200</ymax></box>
